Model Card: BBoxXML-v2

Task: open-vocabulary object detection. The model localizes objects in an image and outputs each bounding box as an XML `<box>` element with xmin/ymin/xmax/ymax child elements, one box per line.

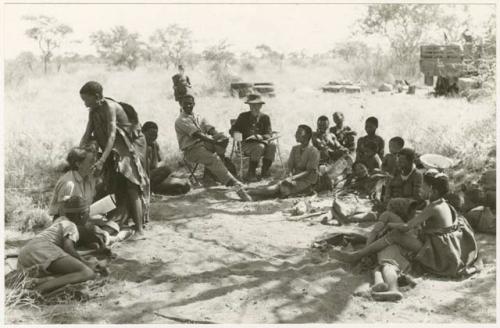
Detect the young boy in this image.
<box><xmin>312</xmin><ymin>116</ymin><xmax>340</xmax><ymax>164</ymax></box>
<box><xmin>382</xmin><ymin>137</ymin><xmax>405</xmax><ymax>176</ymax></box>
<box><xmin>356</xmin><ymin>116</ymin><xmax>385</xmax><ymax>164</ymax></box>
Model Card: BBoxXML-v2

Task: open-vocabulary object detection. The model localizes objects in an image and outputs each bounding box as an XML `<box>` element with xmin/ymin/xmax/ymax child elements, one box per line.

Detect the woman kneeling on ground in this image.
<box><xmin>246</xmin><ymin>125</ymin><xmax>320</xmax><ymax>200</ymax></box>
<box><xmin>17</xmin><ymin>196</ymin><xmax>98</xmax><ymax>294</ymax></box>
<box><xmin>331</xmin><ymin>169</ymin><xmax>478</xmax><ymax>278</ymax></box>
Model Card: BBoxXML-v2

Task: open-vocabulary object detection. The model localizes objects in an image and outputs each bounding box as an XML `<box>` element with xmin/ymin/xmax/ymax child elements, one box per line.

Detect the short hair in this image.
<box><xmin>317</xmin><ymin>115</ymin><xmax>329</xmax><ymax>122</ymax></box>
<box><xmin>364</xmin><ymin>140</ymin><xmax>379</xmax><ymax>153</ymax></box>
<box><xmin>142</xmin><ymin>121</ymin><xmax>158</xmax><ymax>132</ymax></box>
<box><xmin>178</xmin><ymin>64</ymin><xmax>184</xmax><ymax>70</ymax></box>
<box><xmin>398</xmin><ymin>147</ymin><xmax>416</xmax><ymax>163</ymax></box>
<box><xmin>389</xmin><ymin>136</ymin><xmax>405</xmax><ymax>149</ymax></box>
<box><xmin>333</xmin><ymin>112</ymin><xmax>344</xmax><ymax>120</ymax></box>
<box><xmin>298</xmin><ymin>124</ymin><xmax>313</xmax><ymax>141</ymax></box>
<box><xmin>365</xmin><ymin>116</ymin><xmax>378</xmax><ymax>128</ymax></box>
<box><xmin>80</xmin><ymin>81</ymin><xmax>103</xmax><ymax>97</ymax></box>
<box><xmin>181</xmin><ymin>94</ymin><xmax>195</xmax><ymax>103</ymax></box>
<box><xmin>352</xmin><ymin>161</ymin><xmax>368</xmax><ymax>171</ymax></box>
<box><xmin>66</xmin><ymin>147</ymin><xmax>92</xmax><ymax>171</ymax></box>
<box><xmin>423</xmin><ymin>170</ymin><xmax>450</xmax><ymax>196</ymax></box>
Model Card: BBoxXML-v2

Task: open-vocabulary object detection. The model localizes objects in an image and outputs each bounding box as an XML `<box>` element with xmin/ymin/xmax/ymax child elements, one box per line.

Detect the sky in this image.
<box><xmin>3</xmin><ymin>3</ymin><xmax>496</xmax><ymax>59</ymax></box>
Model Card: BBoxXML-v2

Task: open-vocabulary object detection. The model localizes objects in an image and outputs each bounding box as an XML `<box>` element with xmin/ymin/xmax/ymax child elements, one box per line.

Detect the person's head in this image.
<box><xmin>389</xmin><ymin>137</ymin><xmax>405</xmax><ymax>154</ymax></box>
<box><xmin>364</xmin><ymin>140</ymin><xmax>379</xmax><ymax>157</ymax></box>
<box><xmin>245</xmin><ymin>94</ymin><xmax>265</xmax><ymax>116</ymax></box>
<box><xmin>142</xmin><ymin>121</ymin><xmax>159</xmax><ymax>144</ymax></box>
<box><xmin>80</xmin><ymin>81</ymin><xmax>104</xmax><ymax>109</ymax></box>
<box><xmin>364</xmin><ymin>116</ymin><xmax>378</xmax><ymax>135</ymax></box>
<box><xmin>423</xmin><ymin>169</ymin><xmax>450</xmax><ymax>200</ymax></box>
<box><xmin>66</xmin><ymin>147</ymin><xmax>96</xmax><ymax>177</ymax></box>
<box><xmin>62</xmin><ymin>195</ymin><xmax>90</xmax><ymax>225</ymax></box>
<box><xmin>296</xmin><ymin>124</ymin><xmax>313</xmax><ymax>144</ymax></box>
<box><xmin>397</xmin><ymin>147</ymin><xmax>416</xmax><ymax>172</ymax></box>
<box><xmin>317</xmin><ymin>115</ymin><xmax>330</xmax><ymax>132</ymax></box>
<box><xmin>178</xmin><ymin>64</ymin><xmax>184</xmax><ymax>74</ymax></box>
<box><xmin>352</xmin><ymin>162</ymin><xmax>369</xmax><ymax>178</ymax></box>
<box><xmin>333</xmin><ymin>112</ymin><xmax>344</xmax><ymax>126</ymax></box>
<box><xmin>181</xmin><ymin>94</ymin><xmax>195</xmax><ymax>114</ymax></box>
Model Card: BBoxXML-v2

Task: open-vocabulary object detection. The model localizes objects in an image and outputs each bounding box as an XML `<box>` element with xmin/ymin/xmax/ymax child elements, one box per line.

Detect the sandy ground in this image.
<box><xmin>4</xmin><ymin>186</ymin><xmax>496</xmax><ymax>324</ymax></box>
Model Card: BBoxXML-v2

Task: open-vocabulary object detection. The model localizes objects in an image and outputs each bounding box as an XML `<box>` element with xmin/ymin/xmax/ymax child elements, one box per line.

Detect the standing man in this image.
<box><xmin>172</xmin><ymin>64</ymin><xmax>191</xmax><ymax>104</ymax></box>
<box><xmin>175</xmin><ymin>94</ymin><xmax>251</xmax><ymax>200</ymax></box>
<box><xmin>229</xmin><ymin>94</ymin><xmax>277</xmax><ymax>182</ymax></box>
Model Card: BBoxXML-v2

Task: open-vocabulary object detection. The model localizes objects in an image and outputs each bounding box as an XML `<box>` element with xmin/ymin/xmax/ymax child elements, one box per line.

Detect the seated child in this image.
<box><xmin>331</xmin><ymin>170</ymin><xmax>479</xmax><ymax>278</ymax></box>
<box><xmin>359</xmin><ymin>140</ymin><xmax>382</xmax><ymax>173</ymax></box>
<box><xmin>312</xmin><ymin>116</ymin><xmax>341</xmax><ymax>164</ymax></box>
<box><xmin>356</xmin><ymin>116</ymin><xmax>385</xmax><ymax>164</ymax></box>
<box><xmin>382</xmin><ymin>137</ymin><xmax>405</xmax><ymax>176</ymax></box>
<box><xmin>247</xmin><ymin>125</ymin><xmax>319</xmax><ymax>200</ymax></box>
<box><xmin>17</xmin><ymin>196</ymin><xmax>99</xmax><ymax>294</ymax></box>
<box><xmin>330</xmin><ymin>111</ymin><xmax>356</xmax><ymax>155</ymax></box>
<box><xmin>462</xmin><ymin>169</ymin><xmax>496</xmax><ymax>234</ymax></box>
<box><xmin>142</xmin><ymin>121</ymin><xmax>190</xmax><ymax>195</ymax></box>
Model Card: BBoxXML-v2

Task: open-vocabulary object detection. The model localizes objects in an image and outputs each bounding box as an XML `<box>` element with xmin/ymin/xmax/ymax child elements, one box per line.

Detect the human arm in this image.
<box><xmin>259</xmin><ymin>115</ymin><xmax>273</xmax><ymax>140</ymax></box>
<box><xmin>378</xmin><ymin>137</ymin><xmax>385</xmax><ymax>158</ymax></box>
<box><xmin>289</xmin><ymin>148</ymin><xmax>320</xmax><ymax>181</ymax></box>
<box><xmin>79</xmin><ymin>116</ymin><xmax>94</xmax><ymax>147</ymax></box>
<box><xmin>412</xmin><ymin>171</ymin><xmax>424</xmax><ymax>202</ymax></box>
<box><xmin>91</xmin><ymin>103</ymin><xmax>117</xmax><ymax>171</ymax></box>
<box><xmin>229</xmin><ymin>113</ymin><xmax>244</xmax><ymax>136</ymax></box>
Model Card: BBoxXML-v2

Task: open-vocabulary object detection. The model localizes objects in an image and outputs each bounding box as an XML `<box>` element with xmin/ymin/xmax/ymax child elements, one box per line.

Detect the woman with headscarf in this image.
<box><xmin>79</xmin><ymin>81</ymin><xmax>149</xmax><ymax>236</ymax></box>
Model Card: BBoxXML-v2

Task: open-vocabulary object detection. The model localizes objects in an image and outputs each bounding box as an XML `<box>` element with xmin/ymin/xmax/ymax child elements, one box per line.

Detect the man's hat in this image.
<box><xmin>63</xmin><ymin>195</ymin><xmax>89</xmax><ymax>214</ymax></box>
<box><xmin>245</xmin><ymin>94</ymin><xmax>265</xmax><ymax>105</ymax></box>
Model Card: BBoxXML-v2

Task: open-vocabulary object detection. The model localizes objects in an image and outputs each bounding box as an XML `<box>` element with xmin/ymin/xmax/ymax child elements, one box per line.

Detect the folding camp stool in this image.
<box><xmin>182</xmin><ymin>157</ymin><xmax>203</xmax><ymax>187</ymax></box>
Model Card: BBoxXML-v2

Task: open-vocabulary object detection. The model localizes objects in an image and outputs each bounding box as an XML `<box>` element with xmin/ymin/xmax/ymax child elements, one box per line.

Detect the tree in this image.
<box><xmin>16</xmin><ymin>51</ymin><xmax>37</xmax><ymax>72</ymax></box>
<box><xmin>90</xmin><ymin>26</ymin><xmax>143</xmax><ymax>70</ymax></box>
<box><xmin>202</xmin><ymin>41</ymin><xmax>237</xmax><ymax>91</ymax></box>
<box><xmin>149</xmin><ymin>25</ymin><xmax>193</xmax><ymax>68</ymax></box>
<box><xmin>23</xmin><ymin>15</ymin><xmax>73</xmax><ymax>74</ymax></box>
<box><xmin>256</xmin><ymin>44</ymin><xmax>285</xmax><ymax>68</ymax></box>
<box><xmin>332</xmin><ymin>41</ymin><xmax>370</xmax><ymax>62</ymax></box>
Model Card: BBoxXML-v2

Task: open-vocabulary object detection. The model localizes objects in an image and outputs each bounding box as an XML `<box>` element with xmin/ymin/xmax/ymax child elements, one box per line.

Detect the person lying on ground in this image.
<box><xmin>17</xmin><ymin>196</ymin><xmax>101</xmax><ymax>294</ymax></box>
<box><xmin>330</xmin><ymin>111</ymin><xmax>356</xmax><ymax>154</ymax></box>
<box><xmin>356</xmin><ymin>116</ymin><xmax>385</xmax><ymax>164</ymax></box>
<box><xmin>246</xmin><ymin>124</ymin><xmax>320</xmax><ymax>200</ymax></box>
<box><xmin>49</xmin><ymin>147</ymin><xmax>98</xmax><ymax>220</ymax></box>
<box><xmin>175</xmin><ymin>93</ymin><xmax>251</xmax><ymax>201</ymax></box>
<box><xmin>229</xmin><ymin>93</ymin><xmax>277</xmax><ymax>181</ymax></box>
<box><xmin>79</xmin><ymin>81</ymin><xmax>149</xmax><ymax>235</ymax></box>
<box><xmin>383</xmin><ymin>148</ymin><xmax>424</xmax><ymax>206</ymax></box>
<box><xmin>382</xmin><ymin>136</ymin><xmax>405</xmax><ymax>176</ymax></box>
<box><xmin>330</xmin><ymin>170</ymin><xmax>479</xmax><ymax>278</ymax></box>
<box><xmin>142</xmin><ymin>121</ymin><xmax>190</xmax><ymax>195</ymax></box>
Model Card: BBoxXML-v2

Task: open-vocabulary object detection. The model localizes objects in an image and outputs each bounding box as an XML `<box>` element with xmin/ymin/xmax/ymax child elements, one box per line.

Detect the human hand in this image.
<box><xmin>91</xmin><ymin>159</ymin><xmax>104</xmax><ymax>172</ymax></box>
<box><xmin>255</xmin><ymin>134</ymin><xmax>263</xmax><ymax>141</ymax></box>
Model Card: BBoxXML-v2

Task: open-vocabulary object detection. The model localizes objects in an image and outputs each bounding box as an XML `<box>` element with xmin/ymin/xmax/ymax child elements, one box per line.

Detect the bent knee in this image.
<box><xmin>82</xmin><ymin>267</ymin><xmax>97</xmax><ymax>280</ymax></box>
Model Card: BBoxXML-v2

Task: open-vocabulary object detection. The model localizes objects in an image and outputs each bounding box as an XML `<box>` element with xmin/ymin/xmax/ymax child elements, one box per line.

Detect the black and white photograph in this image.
<box><xmin>2</xmin><ymin>0</ymin><xmax>497</xmax><ymax>324</ymax></box>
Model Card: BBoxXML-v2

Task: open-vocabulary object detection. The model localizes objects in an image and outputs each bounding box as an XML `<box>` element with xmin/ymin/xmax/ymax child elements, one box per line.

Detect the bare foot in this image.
<box><xmin>371</xmin><ymin>290</ymin><xmax>403</xmax><ymax>302</ymax></box>
<box><xmin>329</xmin><ymin>248</ymin><xmax>361</xmax><ymax>263</ymax></box>
<box><xmin>371</xmin><ymin>282</ymin><xmax>389</xmax><ymax>292</ymax></box>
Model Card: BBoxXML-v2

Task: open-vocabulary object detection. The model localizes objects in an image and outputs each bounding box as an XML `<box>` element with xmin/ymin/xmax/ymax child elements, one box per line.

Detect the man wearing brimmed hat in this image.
<box><xmin>175</xmin><ymin>94</ymin><xmax>252</xmax><ymax>200</ymax></box>
<box><xmin>229</xmin><ymin>93</ymin><xmax>277</xmax><ymax>182</ymax></box>
<box><xmin>172</xmin><ymin>64</ymin><xmax>191</xmax><ymax>103</ymax></box>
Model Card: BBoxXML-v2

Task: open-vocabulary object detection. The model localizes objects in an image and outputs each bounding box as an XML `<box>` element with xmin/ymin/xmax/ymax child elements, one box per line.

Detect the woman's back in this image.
<box><xmin>424</xmin><ymin>199</ymin><xmax>454</xmax><ymax>229</ymax></box>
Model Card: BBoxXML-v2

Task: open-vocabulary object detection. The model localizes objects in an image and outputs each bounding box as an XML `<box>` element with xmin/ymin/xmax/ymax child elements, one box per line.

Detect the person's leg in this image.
<box><xmin>186</xmin><ymin>145</ymin><xmax>236</xmax><ymax>186</ymax></box>
<box><xmin>372</xmin><ymin>264</ymin><xmax>403</xmax><ymax>302</ymax></box>
<box><xmin>242</xmin><ymin>142</ymin><xmax>265</xmax><ymax>181</ymax></box>
<box><xmin>371</xmin><ymin>267</ymin><xmax>388</xmax><ymax>292</ymax></box>
<box><xmin>126</xmin><ymin>181</ymin><xmax>143</xmax><ymax>235</ymax></box>
<box><xmin>261</xmin><ymin>142</ymin><xmax>277</xmax><ymax>177</ymax></box>
<box><xmin>330</xmin><ymin>230</ymin><xmax>423</xmax><ymax>263</ymax></box>
<box><xmin>246</xmin><ymin>183</ymin><xmax>281</xmax><ymax>198</ymax></box>
<box><xmin>35</xmin><ymin>256</ymin><xmax>95</xmax><ymax>294</ymax></box>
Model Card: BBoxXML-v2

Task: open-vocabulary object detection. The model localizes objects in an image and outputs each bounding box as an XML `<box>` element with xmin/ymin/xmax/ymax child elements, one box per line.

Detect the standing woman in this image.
<box><xmin>79</xmin><ymin>81</ymin><xmax>149</xmax><ymax>236</ymax></box>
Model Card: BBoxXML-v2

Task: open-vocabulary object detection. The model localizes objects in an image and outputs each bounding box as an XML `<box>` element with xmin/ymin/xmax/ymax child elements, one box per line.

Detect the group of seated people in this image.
<box><xmin>16</xmin><ymin>80</ymin><xmax>493</xmax><ymax>301</ymax></box>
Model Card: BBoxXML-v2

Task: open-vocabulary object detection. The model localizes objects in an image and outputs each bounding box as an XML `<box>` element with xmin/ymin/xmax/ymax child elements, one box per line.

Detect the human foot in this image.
<box><xmin>371</xmin><ymin>290</ymin><xmax>403</xmax><ymax>302</ymax></box>
<box><xmin>236</xmin><ymin>187</ymin><xmax>253</xmax><ymax>202</ymax></box>
<box><xmin>371</xmin><ymin>282</ymin><xmax>389</xmax><ymax>292</ymax></box>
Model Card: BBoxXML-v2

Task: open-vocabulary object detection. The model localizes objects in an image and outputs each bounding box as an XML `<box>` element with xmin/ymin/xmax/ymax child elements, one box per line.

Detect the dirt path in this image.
<box><xmin>5</xmin><ymin>187</ymin><xmax>496</xmax><ymax>324</ymax></box>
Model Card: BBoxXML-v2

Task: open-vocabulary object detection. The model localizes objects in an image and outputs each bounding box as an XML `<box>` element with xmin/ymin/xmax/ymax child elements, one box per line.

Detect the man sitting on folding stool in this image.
<box><xmin>174</xmin><ymin>94</ymin><xmax>251</xmax><ymax>200</ymax></box>
<box><xmin>229</xmin><ymin>94</ymin><xmax>277</xmax><ymax>182</ymax></box>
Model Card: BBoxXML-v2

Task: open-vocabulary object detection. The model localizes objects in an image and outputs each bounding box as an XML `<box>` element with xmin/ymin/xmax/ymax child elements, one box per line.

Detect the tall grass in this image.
<box><xmin>4</xmin><ymin>61</ymin><xmax>496</xmax><ymax>220</ymax></box>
